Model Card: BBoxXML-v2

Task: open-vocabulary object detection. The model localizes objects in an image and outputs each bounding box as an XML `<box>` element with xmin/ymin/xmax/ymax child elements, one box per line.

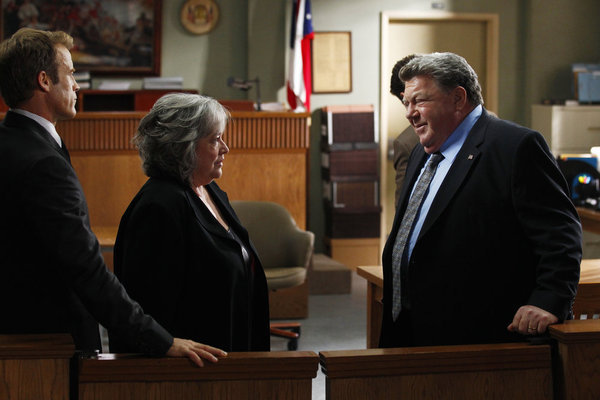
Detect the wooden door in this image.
<box><xmin>379</xmin><ymin>12</ymin><xmax>499</xmax><ymax>238</ymax></box>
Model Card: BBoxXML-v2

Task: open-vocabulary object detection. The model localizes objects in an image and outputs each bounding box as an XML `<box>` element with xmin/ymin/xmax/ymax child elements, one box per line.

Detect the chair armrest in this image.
<box><xmin>287</xmin><ymin>229</ymin><xmax>315</xmax><ymax>269</ymax></box>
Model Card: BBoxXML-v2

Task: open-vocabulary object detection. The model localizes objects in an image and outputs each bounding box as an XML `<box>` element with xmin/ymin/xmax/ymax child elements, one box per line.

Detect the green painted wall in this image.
<box><xmin>160</xmin><ymin>0</ymin><xmax>600</xmax><ymax>252</ymax></box>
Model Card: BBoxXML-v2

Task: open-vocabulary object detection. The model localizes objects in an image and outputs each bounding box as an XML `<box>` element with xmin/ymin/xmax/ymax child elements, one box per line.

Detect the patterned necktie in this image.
<box><xmin>392</xmin><ymin>152</ymin><xmax>444</xmax><ymax>320</ymax></box>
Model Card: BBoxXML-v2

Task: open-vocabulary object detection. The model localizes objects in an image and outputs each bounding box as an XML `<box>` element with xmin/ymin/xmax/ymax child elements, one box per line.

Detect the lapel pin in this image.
<box><xmin>468</xmin><ymin>154</ymin><xmax>474</xmax><ymax>160</ymax></box>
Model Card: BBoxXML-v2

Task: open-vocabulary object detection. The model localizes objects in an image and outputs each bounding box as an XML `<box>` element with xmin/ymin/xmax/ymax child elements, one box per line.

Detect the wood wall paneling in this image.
<box><xmin>54</xmin><ymin>111</ymin><xmax>310</xmax><ymax>232</ymax></box>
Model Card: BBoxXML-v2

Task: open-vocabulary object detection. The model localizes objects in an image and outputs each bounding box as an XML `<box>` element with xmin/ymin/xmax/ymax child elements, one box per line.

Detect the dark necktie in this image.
<box><xmin>391</xmin><ymin>152</ymin><xmax>444</xmax><ymax>320</ymax></box>
<box><xmin>60</xmin><ymin>140</ymin><xmax>71</xmax><ymax>163</ymax></box>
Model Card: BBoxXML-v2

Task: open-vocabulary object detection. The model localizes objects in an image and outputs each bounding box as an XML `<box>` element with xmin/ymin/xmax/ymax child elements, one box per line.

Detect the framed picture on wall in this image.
<box><xmin>312</xmin><ymin>31</ymin><xmax>352</xmax><ymax>93</ymax></box>
<box><xmin>1</xmin><ymin>0</ymin><xmax>162</xmax><ymax>76</ymax></box>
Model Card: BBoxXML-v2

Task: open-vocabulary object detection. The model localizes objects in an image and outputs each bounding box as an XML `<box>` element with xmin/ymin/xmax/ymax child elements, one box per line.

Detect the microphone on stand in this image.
<box><xmin>227</xmin><ymin>77</ymin><xmax>262</xmax><ymax>111</ymax></box>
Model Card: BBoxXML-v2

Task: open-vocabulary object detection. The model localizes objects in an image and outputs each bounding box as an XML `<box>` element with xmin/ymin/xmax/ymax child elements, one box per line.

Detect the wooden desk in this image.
<box><xmin>581</xmin><ymin>258</ymin><xmax>600</xmax><ymax>282</ymax></box>
<box><xmin>575</xmin><ymin>259</ymin><xmax>600</xmax><ymax>319</ymax></box>
<box><xmin>356</xmin><ymin>266</ymin><xmax>383</xmax><ymax>348</ymax></box>
<box><xmin>93</xmin><ymin>226</ymin><xmax>118</xmax><ymax>248</ymax></box>
<box><xmin>577</xmin><ymin>207</ymin><xmax>600</xmax><ymax>234</ymax></box>
<box><xmin>357</xmin><ymin>260</ymin><xmax>600</xmax><ymax>348</ymax></box>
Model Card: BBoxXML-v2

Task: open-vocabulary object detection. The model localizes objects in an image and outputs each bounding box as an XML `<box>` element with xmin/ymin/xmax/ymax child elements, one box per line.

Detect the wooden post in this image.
<box><xmin>549</xmin><ymin>320</ymin><xmax>600</xmax><ymax>400</ymax></box>
<box><xmin>0</xmin><ymin>334</ymin><xmax>75</xmax><ymax>400</ymax></box>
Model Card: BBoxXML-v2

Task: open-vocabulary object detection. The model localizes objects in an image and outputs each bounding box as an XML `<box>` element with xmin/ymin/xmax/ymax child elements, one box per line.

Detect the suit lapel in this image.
<box><xmin>185</xmin><ymin>185</ymin><xmax>230</xmax><ymax>238</ymax></box>
<box><xmin>186</xmin><ymin>182</ymin><xmax>262</xmax><ymax>260</ymax></box>
<box><xmin>4</xmin><ymin>111</ymin><xmax>70</xmax><ymax>163</ymax></box>
<box><xmin>418</xmin><ymin>111</ymin><xmax>489</xmax><ymax>238</ymax></box>
<box><xmin>185</xmin><ymin>181</ymin><xmax>249</xmax><ymax>242</ymax></box>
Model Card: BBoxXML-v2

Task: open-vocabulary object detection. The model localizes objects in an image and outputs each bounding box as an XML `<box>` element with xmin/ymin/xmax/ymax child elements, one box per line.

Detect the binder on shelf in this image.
<box><xmin>321</xmin><ymin>148</ymin><xmax>378</xmax><ymax>180</ymax></box>
<box><xmin>321</xmin><ymin>104</ymin><xmax>376</xmax><ymax>144</ymax></box>
<box><xmin>320</xmin><ymin>104</ymin><xmax>381</xmax><ymax>240</ymax></box>
<box><xmin>142</xmin><ymin>76</ymin><xmax>184</xmax><ymax>90</ymax></box>
<box><xmin>74</xmin><ymin>71</ymin><xmax>91</xmax><ymax>90</ymax></box>
<box><xmin>324</xmin><ymin>204</ymin><xmax>381</xmax><ymax>238</ymax></box>
<box><xmin>323</xmin><ymin>179</ymin><xmax>379</xmax><ymax>209</ymax></box>
<box><xmin>321</xmin><ymin>141</ymin><xmax>378</xmax><ymax>152</ymax></box>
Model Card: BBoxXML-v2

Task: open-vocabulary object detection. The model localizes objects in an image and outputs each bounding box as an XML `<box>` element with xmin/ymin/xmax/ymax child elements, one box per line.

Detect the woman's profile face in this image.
<box><xmin>191</xmin><ymin>129</ymin><xmax>229</xmax><ymax>186</ymax></box>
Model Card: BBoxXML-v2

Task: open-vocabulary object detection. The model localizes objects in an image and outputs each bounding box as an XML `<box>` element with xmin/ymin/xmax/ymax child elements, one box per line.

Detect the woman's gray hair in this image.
<box><xmin>399</xmin><ymin>52</ymin><xmax>484</xmax><ymax>106</ymax></box>
<box><xmin>134</xmin><ymin>93</ymin><xmax>230</xmax><ymax>183</ymax></box>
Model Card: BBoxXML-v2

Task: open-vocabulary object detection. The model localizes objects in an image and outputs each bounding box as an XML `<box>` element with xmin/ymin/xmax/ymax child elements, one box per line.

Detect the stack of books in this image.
<box><xmin>74</xmin><ymin>71</ymin><xmax>91</xmax><ymax>89</ymax></box>
<box><xmin>142</xmin><ymin>77</ymin><xmax>183</xmax><ymax>90</ymax></box>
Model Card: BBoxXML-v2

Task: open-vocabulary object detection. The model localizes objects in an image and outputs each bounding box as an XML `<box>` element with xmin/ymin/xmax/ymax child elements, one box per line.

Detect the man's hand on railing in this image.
<box><xmin>507</xmin><ymin>305</ymin><xmax>559</xmax><ymax>335</ymax></box>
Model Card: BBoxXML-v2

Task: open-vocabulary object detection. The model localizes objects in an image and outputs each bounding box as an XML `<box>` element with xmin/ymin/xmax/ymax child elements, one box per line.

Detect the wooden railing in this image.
<box><xmin>78</xmin><ymin>351</ymin><xmax>319</xmax><ymax>400</ymax></box>
<box><xmin>320</xmin><ymin>342</ymin><xmax>553</xmax><ymax>399</ymax></box>
<box><xmin>0</xmin><ymin>335</ymin><xmax>318</xmax><ymax>400</ymax></box>
<box><xmin>320</xmin><ymin>320</ymin><xmax>600</xmax><ymax>400</ymax></box>
<box><xmin>1</xmin><ymin>322</ymin><xmax>599</xmax><ymax>400</ymax></box>
<box><xmin>222</xmin><ymin>111</ymin><xmax>310</xmax><ymax>149</ymax></box>
<box><xmin>55</xmin><ymin>111</ymin><xmax>310</xmax><ymax>152</ymax></box>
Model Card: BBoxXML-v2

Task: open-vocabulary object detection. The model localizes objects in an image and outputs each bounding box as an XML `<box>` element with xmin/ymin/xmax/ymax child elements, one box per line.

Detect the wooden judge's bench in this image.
<box><xmin>56</xmin><ymin>109</ymin><xmax>310</xmax><ymax>230</ymax></box>
<box><xmin>1</xmin><ymin>91</ymin><xmax>310</xmax><ymax>232</ymax></box>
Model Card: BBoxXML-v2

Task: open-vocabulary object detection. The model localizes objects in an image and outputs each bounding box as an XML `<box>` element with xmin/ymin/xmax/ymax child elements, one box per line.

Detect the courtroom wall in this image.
<box><xmin>157</xmin><ymin>0</ymin><xmax>600</xmax><ymax>253</ymax></box>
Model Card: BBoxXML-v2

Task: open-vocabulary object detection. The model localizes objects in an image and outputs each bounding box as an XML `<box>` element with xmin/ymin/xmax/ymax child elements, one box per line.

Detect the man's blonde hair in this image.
<box><xmin>0</xmin><ymin>28</ymin><xmax>73</xmax><ymax>107</ymax></box>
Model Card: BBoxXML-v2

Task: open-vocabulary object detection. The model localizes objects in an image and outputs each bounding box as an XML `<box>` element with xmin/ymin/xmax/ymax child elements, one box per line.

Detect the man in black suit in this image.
<box><xmin>0</xmin><ymin>28</ymin><xmax>226</xmax><ymax>366</ymax></box>
<box><xmin>390</xmin><ymin>54</ymin><xmax>420</xmax><ymax>207</ymax></box>
<box><xmin>379</xmin><ymin>52</ymin><xmax>582</xmax><ymax>348</ymax></box>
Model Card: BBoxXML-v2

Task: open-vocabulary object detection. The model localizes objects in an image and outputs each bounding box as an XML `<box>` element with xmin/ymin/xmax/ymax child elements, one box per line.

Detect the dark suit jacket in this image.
<box><xmin>380</xmin><ymin>109</ymin><xmax>582</xmax><ymax>347</ymax></box>
<box><xmin>0</xmin><ymin>111</ymin><xmax>172</xmax><ymax>354</ymax></box>
<box><xmin>393</xmin><ymin>128</ymin><xmax>420</xmax><ymax>207</ymax></box>
<box><xmin>109</xmin><ymin>177</ymin><xmax>270</xmax><ymax>353</ymax></box>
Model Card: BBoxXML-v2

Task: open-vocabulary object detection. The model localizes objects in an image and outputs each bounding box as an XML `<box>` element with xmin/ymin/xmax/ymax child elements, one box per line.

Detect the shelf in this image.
<box><xmin>76</xmin><ymin>89</ymin><xmax>198</xmax><ymax>112</ymax></box>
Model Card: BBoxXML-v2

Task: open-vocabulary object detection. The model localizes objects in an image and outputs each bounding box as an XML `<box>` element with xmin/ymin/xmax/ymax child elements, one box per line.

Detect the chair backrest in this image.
<box><xmin>231</xmin><ymin>200</ymin><xmax>314</xmax><ymax>270</ymax></box>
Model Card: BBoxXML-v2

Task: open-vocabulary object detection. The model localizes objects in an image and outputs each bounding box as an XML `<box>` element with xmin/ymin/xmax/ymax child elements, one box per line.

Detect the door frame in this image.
<box><xmin>379</xmin><ymin>11</ymin><xmax>499</xmax><ymax>240</ymax></box>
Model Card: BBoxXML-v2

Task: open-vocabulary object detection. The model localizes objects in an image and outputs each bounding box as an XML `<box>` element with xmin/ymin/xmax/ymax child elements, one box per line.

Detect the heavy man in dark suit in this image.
<box><xmin>379</xmin><ymin>52</ymin><xmax>582</xmax><ymax>348</ymax></box>
<box><xmin>0</xmin><ymin>28</ymin><xmax>226</xmax><ymax>366</ymax></box>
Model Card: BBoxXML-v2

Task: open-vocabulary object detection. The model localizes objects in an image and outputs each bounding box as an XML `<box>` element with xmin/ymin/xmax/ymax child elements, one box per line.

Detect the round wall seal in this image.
<box><xmin>180</xmin><ymin>0</ymin><xmax>220</xmax><ymax>35</ymax></box>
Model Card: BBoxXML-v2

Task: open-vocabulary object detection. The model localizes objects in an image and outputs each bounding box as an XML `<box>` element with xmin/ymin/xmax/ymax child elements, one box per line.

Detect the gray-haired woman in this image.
<box><xmin>108</xmin><ymin>93</ymin><xmax>270</xmax><ymax>353</ymax></box>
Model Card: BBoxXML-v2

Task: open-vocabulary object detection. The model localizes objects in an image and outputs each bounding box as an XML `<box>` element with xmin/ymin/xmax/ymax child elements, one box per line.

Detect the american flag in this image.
<box><xmin>287</xmin><ymin>0</ymin><xmax>314</xmax><ymax>112</ymax></box>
